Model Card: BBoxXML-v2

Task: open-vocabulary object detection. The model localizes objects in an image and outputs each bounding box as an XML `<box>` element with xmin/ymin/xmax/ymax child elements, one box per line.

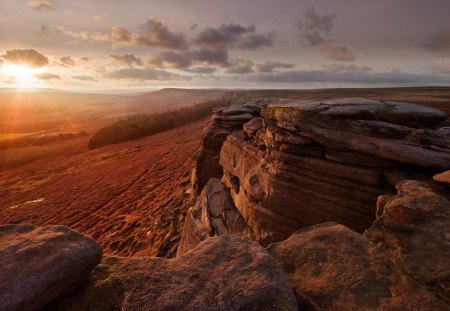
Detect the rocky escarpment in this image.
<box><xmin>192</xmin><ymin>101</ymin><xmax>264</xmax><ymax>194</ymax></box>
<box><xmin>181</xmin><ymin>98</ymin><xmax>449</xmax><ymax>250</ymax></box>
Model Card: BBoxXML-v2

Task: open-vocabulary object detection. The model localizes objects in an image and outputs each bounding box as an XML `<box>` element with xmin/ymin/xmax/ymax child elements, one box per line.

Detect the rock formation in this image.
<box><xmin>192</xmin><ymin>102</ymin><xmax>264</xmax><ymax>194</ymax></box>
<box><xmin>0</xmin><ymin>224</ymin><xmax>102</xmax><ymax>311</ymax></box>
<box><xmin>1</xmin><ymin>97</ymin><xmax>449</xmax><ymax>310</ymax></box>
<box><xmin>52</xmin><ymin>235</ymin><xmax>298</xmax><ymax>311</ymax></box>
<box><xmin>181</xmin><ymin>98</ymin><xmax>449</xmax><ymax>251</ymax></box>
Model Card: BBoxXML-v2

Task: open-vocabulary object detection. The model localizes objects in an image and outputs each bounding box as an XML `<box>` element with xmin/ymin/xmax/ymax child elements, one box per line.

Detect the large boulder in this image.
<box><xmin>268</xmin><ymin>222</ymin><xmax>449</xmax><ymax>310</ymax></box>
<box><xmin>0</xmin><ymin>224</ymin><xmax>102</xmax><ymax>311</ymax></box>
<box><xmin>267</xmin><ymin>180</ymin><xmax>450</xmax><ymax>310</ymax></box>
<box><xmin>53</xmin><ymin>235</ymin><xmax>298</xmax><ymax>311</ymax></box>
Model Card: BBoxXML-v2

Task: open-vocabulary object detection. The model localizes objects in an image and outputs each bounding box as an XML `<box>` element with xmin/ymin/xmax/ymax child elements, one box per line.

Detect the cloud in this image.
<box><xmin>421</xmin><ymin>28</ymin><xmax>450</xmax><ymax>56</ymax></box>
<box><xmin>27</xmin><ymin>0</ymin><xmax>55</xmax><ymax>11</ymax></box>
<box><xmin>297</xmin><ymin>7</ymin><xmax>355</xmax><ymax>61</ymax></box>
<box><xmin>225</xmin><ymin>58</ymin><xmax>254</xmax><ymax>74</ymax></box>
<box><xmin>109</xmin><ymin>54</ymin><xmax>143</xmax><ymax>67</ymax></box>
<box><xmin>135</xmin><ymin>18</ymin><xmax>188</xmax><ymax>50</ymax></box>
<box><xmin>195</xmin><ymin>23</ymin><xmax>274</xmax><ymax>50</ymax></box>
<box><xmin>57</xmin><ymin>18</ymin><xmax>186</xmax><ymax>50</ymax></box>
<box><xmin>148</xmin><ymin>51</ymin><xmax>192</xmax><ymax>69</ymax></box>
<box><xmin>190</xmin><ymin>48</ymin><xmax>229</xmax><ymax>67</ymax></box>
<box><xmin>315</xmin><ymin>43</ymin><xmax>356</xmax><ymax>61</ymax></box>
<box><xmin>93</xmin><ymin>13</ymin><xmax>108</xmax><ymax>22</ymax></box>
<box><xmin>184</xmin><ymin>66</ymin><xmax>216</xmax><ymax>74</ymax></box>
<box><xmin>298</xmin><ymin>7</ymin><xmax>336</xmax><ymax>36</ymax></box>
<box><xmin>148</xmin><ymin>48</ymin><xmax>230</xmax><ymax>70</ymax></box>
<box><xmin>106</xmin><ymin>68</ymin><xmax>189</xmax><ymax>81</ymax></box>
<box><xmin>72</xmin><ymin>75</ymin><xmax>97</xmax><ymax>82</ymax></box>
<box><xmin>34</xmin><ymin>73</ymin><xmax>60</xmax><ymax>80</ymax></box>
<box><xmin>322</xmin><ymin>63</ymin><xmax>373</xmax><ymax>73</ymax></box>
<box><xmin>255</xmin><ymin>61</ymin><xmax>295</xmax><ymax>73</ymax></box>
<box><xmin>423</xmin><ymin>64</ymin><xmax>450</xmax><ymax>74</ymax></box>
<box><xmin>246</xmin><ymin>70</ymin><xmax>450</xmax><ymax>85</ymax></box>
<box><xmin>59</xmin><ymin>56</ymin><xmax>76</xmax><ymax>67</ymax></box>
<box><xmin>1</xmin><ymin>49</ymin><xmax>49</xmax><ymax>68</ymax></box>
<box><xmin>56</xmin><ymin>26</ymin><xmax>133</xmax><ymax>45</ymax></box>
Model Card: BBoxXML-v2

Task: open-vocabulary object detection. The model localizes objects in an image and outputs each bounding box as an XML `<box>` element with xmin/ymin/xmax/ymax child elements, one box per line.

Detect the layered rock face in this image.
<box><xmin>192</xmin><ymin>102</ymin><xmax>263</xmax><ymax>194</ymax></box>
<box><xmin>211</xmin><ymin>99</ymin><xmax>448</xmax><ymax>245</ymax></box>
<box><xmin>0</xmin><ymin>224</ymin><xmax>102</xmax><ymax>311</ymax></box>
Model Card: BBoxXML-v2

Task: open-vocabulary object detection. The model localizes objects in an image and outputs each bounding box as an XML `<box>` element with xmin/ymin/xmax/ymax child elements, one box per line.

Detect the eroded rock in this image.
<box><xmin>268</xmin><ymin>221</ymin><xmax>449</xmax><ymax>311</ymax></box>
<box><xmin>53</xmin><ymin>236</ymin><xmax>298</xmax><ymax>311</ymax></box>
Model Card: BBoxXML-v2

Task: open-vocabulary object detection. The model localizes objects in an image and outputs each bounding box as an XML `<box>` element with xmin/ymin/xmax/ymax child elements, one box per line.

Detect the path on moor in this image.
<box><xmin>0</xmin><ymin>120</ymin><xmax>207</xmax><ymax>258</ymax></box>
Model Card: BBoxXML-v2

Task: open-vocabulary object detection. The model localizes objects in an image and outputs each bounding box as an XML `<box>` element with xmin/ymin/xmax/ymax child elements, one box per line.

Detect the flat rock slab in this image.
<box><xmin>0</xmin><ymin>224</ymin><xmax>102</xmax><ymax>311</ymax></box>
<box><xmin>223</xmin><ymin>105</ymin><xmax>256</xmax><ymax>116</ymax></box>
<box><xmin>213</xmin><ymin>113</ymin><xmax>255</xmax><ymax>122</ymax></box>
<box><xmin>267</xmin><ymin>98</ymin><xmax>447</xmax><ymax>127</ymax></box>
<box><xmin>53</xmin><ymin>235</ymin><xmax>298</xmax><ymax>311</ymax></box>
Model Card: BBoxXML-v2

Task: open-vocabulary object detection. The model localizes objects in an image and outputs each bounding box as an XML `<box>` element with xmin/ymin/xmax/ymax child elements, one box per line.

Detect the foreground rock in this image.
<box><xmin>53</xmin><ymin>235</ymin><xmax>298</xmax><ymax>311</ymax></box>
<box><xmin>268</xmin><ymin>181</ymin><xmax>450</xmax><ymax>310</ymax></box>
<box><xmin>365</xmin><ymin>180</ymin><xmax>450</xmax><ymax>306</ymax></box>
<box><xmin>0</xmin><ymin>224</ymin><xmax>102</xmax><ymax>311</ymax></box>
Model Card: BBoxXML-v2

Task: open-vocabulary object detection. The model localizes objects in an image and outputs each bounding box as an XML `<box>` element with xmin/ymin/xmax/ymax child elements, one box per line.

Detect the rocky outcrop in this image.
<box><xmin>268</xmin><ymin>180</ymin><xmax>450</xmax><ymax>310</ymax></box>
<box><xmin>204</xmin><ymin>98</ymin><xmax>449</xmax><ymax>246</ymax></box>
<box><xmin>52</xmin><ymin>235</ymin><xmax>298</xmax><ymax>311</ymax></box>
<box><xmin>177</xmin><ymin>178</ymin><xmax>248</xmax><ymax>256</ymax></box>
<box><xmin>192</xmin><ymin>102</ymin><xmax>264</xmax><ymax>194</ymax></box>
<box><xmin>0</xmin><ymin>224</ymin><xmax>102</xmax><ymax>311</ymax></box>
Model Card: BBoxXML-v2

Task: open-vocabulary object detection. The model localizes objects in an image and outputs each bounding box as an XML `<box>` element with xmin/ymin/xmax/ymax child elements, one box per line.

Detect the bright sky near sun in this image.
<box><xmin>0</xmin><ymin>0</ymin><xmax>450</xmax><ymax>90</ymax></box>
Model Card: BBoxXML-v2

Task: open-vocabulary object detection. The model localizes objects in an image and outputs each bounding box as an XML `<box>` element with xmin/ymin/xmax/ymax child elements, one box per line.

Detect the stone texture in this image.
<box><xmin>434</xmin><ymin>170</ymin><xmax>450</xmax><ymax>185</ymax></box>
<box><xmin>53</xmin><ymin>236</ymin><xmax>298</xmax><ymax>311</ymax></box>
<box><xmin>0</xmin><ymin>224</ymin><xmax>102</xmax><ymax>311</ymax></box>
<box><xmin>177</xmin><ymin>178</ymin><xmax>247</xmax><ymax>256</ymax></box>
<box><xmin>268</xmin><ymin>221</ymin><xmax>450</xmax><ymax>311</ymax></box>
<box><xmin>263</xmin><ymin>98</ymin><xmax>450</xmax><ymax>168</ymax></box>
<box><xmin>365</xmin><ymin>180</ymin><xmax>450</xmax><ymax>304</ymax></box>
<box><xmin>186</xmin><ymin>97</ymin><xmax>449</xmax><ymax>264</ymax></box>
<box><xmin>191</xmin><ymin>104</ymin><xmax>259</xmax><ymax>194</ymax></box>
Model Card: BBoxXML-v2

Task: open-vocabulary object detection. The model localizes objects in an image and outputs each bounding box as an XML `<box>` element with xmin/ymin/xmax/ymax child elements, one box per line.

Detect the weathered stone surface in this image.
<box><xmin>243</xmin><ymin>117</ymin><xmax>264</xmax><ymax>136</ymax></box>
<box><xmin>263</xmin><ymin>98</ymin><xmax>450</xmax><ymax>168</ymax></box>
<box><xmin>268</xmin><ymin>222</ymin><xmax>450</xmax><ymax>311</ymax></box>
<box><xmin>365</xmin><ymin>180</ymin><xmax>450</xmax><ymax>304</ymax></box>
<box><xmin>213</xmin><ymin>113</ymin><xmax>254</xmax><ymax>122</ymax></box>
<box><xmin>434</xmin><ymin>170</ymin><xmax>450</xmax><ymax>185</ymax></box>
<box><xmin>325</xmin><ymin>148</ymin><xmax>395</xmax><ymax>167</ymax></box>
<box><xmin>177</xmin><ymin>179</ymin><xmax>247</xmax><ymax>256</ymax></box>
<box><xmin>0</xmin><ymin>224</ymin><xmax>102</xmax><ymax>311</ymax></box>
<box><xmin>54</xmin><ymin>236</ymin><xmax>299</xmax><ymax>311</ymax></box>
<box><xmin>222</xmin><ymin>105</ymin><xmax>256</xmax><ymax>116</ymax></box>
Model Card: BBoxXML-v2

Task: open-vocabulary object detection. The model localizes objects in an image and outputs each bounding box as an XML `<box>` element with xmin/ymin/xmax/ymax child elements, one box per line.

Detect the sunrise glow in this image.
<box><xmin>1</xmin><ymin>64</ymin><xmax>39</xmax><ymax>88</ymax></box>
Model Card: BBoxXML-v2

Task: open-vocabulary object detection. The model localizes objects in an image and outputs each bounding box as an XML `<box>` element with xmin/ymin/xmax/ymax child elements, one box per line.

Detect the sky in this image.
<box><xmin>0</xmin><ymin>0</ymin><xmax>450</xmax><ymax>90</ymax></box>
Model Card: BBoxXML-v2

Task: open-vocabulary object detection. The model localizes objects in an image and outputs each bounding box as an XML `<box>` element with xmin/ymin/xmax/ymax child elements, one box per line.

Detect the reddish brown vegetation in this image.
<box><xmin>0</xmin><ymin>120</ymin><xmax>207</xmax><ymax>258</ymax></box>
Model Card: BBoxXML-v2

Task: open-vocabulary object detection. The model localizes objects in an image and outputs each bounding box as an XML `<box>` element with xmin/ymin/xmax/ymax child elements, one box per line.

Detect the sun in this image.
<box><xmin>1</xmin><ymin>64</ymin><xmax>40</xmax><ymax>88</ymax></box>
